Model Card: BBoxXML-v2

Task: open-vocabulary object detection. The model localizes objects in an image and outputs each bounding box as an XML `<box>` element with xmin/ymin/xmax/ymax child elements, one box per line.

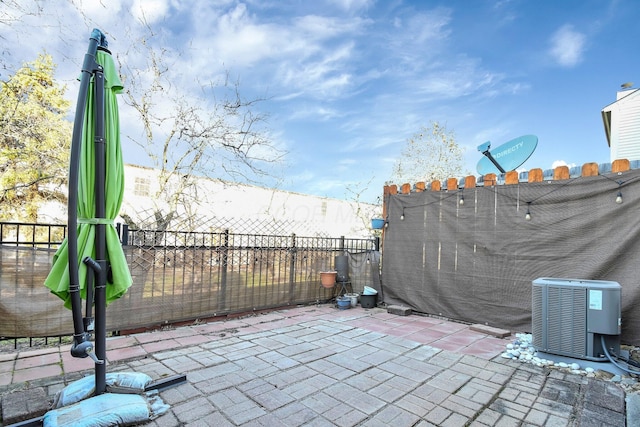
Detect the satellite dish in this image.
<box><xmin>476</xmin><ymin>135</ymin><xmax>538</xmax><ymax>175</ymax></box>
<box><xmin>621</xmin><ymin>82</ymin><xmax>634</xmax><ymax>89</ymax></box>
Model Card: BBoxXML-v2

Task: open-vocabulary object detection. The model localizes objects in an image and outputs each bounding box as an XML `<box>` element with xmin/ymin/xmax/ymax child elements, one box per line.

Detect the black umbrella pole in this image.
<box><xmin>93</xmin><ymin>65</ymin><xmax>108</xmax><ymax>396</ymax></box>
<box><xmin>69</xmin><ymin>31</ymin><xmax>101</xmax><ymax>351</ymax></box>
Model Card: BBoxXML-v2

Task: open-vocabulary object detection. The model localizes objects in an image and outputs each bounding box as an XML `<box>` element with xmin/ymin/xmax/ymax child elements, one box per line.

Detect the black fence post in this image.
<box><xmin>121</xmin><ymin>224</ymin><xmax>129</xmax><ymax>246</ymax></box>
<box><xmin>116</xmin><ymin>223</ymin><xmax>129</xmax><ymax>246</ymax></box>
<box><xmin>288</xmin><ymin>233</ymin><xmax>297</xmax><ymax>304</ymax></box>
<box><xmin>374</xmin><ymin>236</ymin><xmax>380</xmax><ymax>252</ymax></box>
<box><xmin>219</xmin><ymin>229</ymin><xmax>229</xmax><ymax>312</ymax></box>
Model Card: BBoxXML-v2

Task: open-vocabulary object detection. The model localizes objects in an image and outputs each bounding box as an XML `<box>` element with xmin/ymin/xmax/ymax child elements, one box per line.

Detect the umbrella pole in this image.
<box><xmin>64</xmin><ymin>28</ymin><xmax>189</xmax><ymax>405</ymax></box>
<box><xmin>68</xmin><ymin>29</ymin><xmax>105</xmax><ymax>364</ymax></box>
<box><xmin>91</xmin><ymin>60</ymin><xmax>108</xmax><ymax>395</ymax></box>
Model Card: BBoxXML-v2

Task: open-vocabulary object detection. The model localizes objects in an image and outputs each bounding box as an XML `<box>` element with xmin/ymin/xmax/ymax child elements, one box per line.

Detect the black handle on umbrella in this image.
<box><xmin>68</xmin><ymin>29</ymin><xmax>105</xmax><ymax>356</ymax></box>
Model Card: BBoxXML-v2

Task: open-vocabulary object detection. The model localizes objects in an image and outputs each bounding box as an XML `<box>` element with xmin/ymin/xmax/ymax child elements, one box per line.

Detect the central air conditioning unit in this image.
<box><xmin>532</xmin><ymin>278</ymin><xmax>621</xmax><ymax>361</ymax></box>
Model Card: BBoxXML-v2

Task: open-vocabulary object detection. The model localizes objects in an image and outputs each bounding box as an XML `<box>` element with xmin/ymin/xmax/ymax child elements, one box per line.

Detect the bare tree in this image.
<box><xmin>115</xmin><ymin>25</ymin><xmax>285</xmax><ymax>232</ymax></box>
<box><xmin>390</xmin><ymin>121</ymin><xmax>467</xmax><ymax>185</ymax></box>
<box><xmin>345</xmin><ymin>178</ymin><xmax>382</xmax><ymax>236</ymax></box>
<box><xmin>0</xmin><ymin>3</ymin><xmax>285</xmax><ymax>231</ymax></box>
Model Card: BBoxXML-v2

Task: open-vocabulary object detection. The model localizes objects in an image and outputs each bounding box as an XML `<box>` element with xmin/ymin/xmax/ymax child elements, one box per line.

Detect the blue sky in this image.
<box><xmin>2</xmin><ymin>0</ymin><xmax>638</xmax><ymax>203</ymax></box>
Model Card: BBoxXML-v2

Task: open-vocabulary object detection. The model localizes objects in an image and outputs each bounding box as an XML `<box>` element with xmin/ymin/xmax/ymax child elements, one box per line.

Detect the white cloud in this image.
<box><xmin>294</xmin><ymin>14</ymin><xmax>368</xmax><ymax>40</ymax></box>
<box><xmin>130</xmin><ymin>0</ymin><xmax>170</xmax><ymax>24</ymax></box>
<box><xmin>389</xmin><ymin>8</ymin><xmax>452</xmax><ymax>59</ymax></box>
<box><xmin>288</xmin><ymin>105</ymin><xmax>341</xmax><ymax>121</ymax></box>
<box><xmin>551</xmin><ymin>160</ymin><xmax>576</xmax><ymax>168</ymax></box>
<box><xmin>178</xmin><ymin>4</ymin><xmax>369</xmax><ymax>101</ymax></box>
<box><xmin>418</xmin><ymin>64</ymin><xmax>503</xmax><ymax>98</ymax></box>
<box><xmin>327</xmin><ymin>0</ymin><xmax>374</xmax><ymax>13</ymax></box>
<box><xmin>549</xmin><ymin>24</ymin><xmax>587</xmax><ymax>67</ymax></box>
<box><xmin>204</xmin><ymin>4</ymin><xmax>285</xmax><ymax>67</ymax></box>
<box><xmin>384</xmin><ymin>9</ymin><xmax>510</xmax><ymax>103</ymax></box>
<box><xmin>75</xmin><ymin>0</ymin><xmax>124</xmax><ymax>18</ymax></box>
<box><xmin>280</xmin><ymin>42</ymin><xmax>355</xmax><ymax>99</ymax></box>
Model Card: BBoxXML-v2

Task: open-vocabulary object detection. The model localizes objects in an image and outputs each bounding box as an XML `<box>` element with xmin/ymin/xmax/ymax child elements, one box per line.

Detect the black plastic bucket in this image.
<box><xmin>360</xmin><ymin>294</ymin><xmax>377</xmax><ymax>308</ymax></box>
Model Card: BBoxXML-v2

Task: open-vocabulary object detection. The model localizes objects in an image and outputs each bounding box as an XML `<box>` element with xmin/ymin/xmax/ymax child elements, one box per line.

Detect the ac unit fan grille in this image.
<box><xmin>547</xmin><ymin>287</ymin><xmax>586</xmax><ymax>356</ymax></box>
<box><xmin>532</xmin><ymin>285</ymin><xmax>544</xmax><ymax>348</ymax></box>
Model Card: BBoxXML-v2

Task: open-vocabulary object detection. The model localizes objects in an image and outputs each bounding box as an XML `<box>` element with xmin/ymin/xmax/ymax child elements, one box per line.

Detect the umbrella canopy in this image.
<box><xmin>45</xmin><ymin>49</ymin><xmax>132</xmax><ymax>309</ymax></box>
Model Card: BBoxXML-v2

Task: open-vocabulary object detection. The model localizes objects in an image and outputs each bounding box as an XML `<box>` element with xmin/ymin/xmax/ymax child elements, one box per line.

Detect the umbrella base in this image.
<box><xmin>145</xmin><ymin>374</ymin><xmax>188</xmax><ymax>392</ymax></box>
<box><xmin>43</xmin><ymin>393</ymin><xmax>167</xmax><ymax>426</ymax></box>
<box><xmin>2</xmin><ymin>374</ymin><xmax>187</xmax><ymax>427</ymax></box>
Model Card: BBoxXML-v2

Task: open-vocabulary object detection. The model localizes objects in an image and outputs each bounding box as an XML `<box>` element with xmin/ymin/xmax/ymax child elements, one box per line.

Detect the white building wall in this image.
<box><xmin>120</xmin><ymin>164</ymin><xmax>379</xmax><ymax>238</ymax></box>
<box><xmin>607</xmin><ymin>89</ymin><xmax>640</xmax><ymax>162</ymax></box>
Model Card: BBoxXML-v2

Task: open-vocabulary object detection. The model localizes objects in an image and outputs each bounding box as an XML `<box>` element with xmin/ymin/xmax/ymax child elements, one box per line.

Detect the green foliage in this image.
<box><xmin>0</xmin><ymin>53</ymin><xmax>72</xmax><ymax>221</ymax></box>
<box><xmin>391</xmin><ymin>121</ymin><xmax>467</xmax><ymax>184</ymax></box>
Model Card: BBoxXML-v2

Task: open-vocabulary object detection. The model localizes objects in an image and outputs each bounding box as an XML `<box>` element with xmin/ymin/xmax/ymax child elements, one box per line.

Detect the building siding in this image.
<box><xmin>606</xmin><ymin>89</ymin><xmax>640</xmax><ymax>162</ymax></box>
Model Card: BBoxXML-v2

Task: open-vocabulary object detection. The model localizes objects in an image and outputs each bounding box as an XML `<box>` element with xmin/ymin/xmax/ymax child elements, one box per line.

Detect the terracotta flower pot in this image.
<box><xmin>320</xmin><ymin>271</ymin><xmax>337</xmax><ymax>288</ymax></box>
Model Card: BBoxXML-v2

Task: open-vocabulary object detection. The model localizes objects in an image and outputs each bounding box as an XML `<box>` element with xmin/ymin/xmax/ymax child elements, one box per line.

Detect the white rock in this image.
<box><xmin>570</xmin><ymin>363</ymin><xmax>580</xmax><ymax>370</ymax></box>
<box><xmin>585</xmin><ymin>367</ymin><xmax>595</xmax><ymax>373</ymax></box>
<box><xmin>506</xmin><ymin>344</ymin><xmax>514</xmax><ymax>350</ymax></box>
<box><xmin>501</xmin><ymin>352</ymin><xmax>512</xmax><ymax>359</ymax></box>
<box><xmin>558</xmin><ymin>362</ymin><xmax>569</xmax><ymax>368</ymax></box>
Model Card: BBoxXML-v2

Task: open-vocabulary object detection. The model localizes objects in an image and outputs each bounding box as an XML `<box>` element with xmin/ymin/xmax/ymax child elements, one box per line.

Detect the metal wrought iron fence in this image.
<box><xmin>0</xmin><ymin>222</ymin><xmax>67</xmax><ymax>249</ymax></box>
<box><xmin>0</xmin><ymin>221</ymin><xmax>379</xmax><ymax>349</ymax></box>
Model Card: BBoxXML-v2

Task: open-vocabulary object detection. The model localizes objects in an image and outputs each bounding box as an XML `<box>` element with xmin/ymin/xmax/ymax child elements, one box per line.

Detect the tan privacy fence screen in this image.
<box><xmin>1</xmin><ymin>233</ymin><xmax>378</xmax><ymax>338</ymax></box>
<box><xmin>381</xmin><ymin>167</ymin><xmax>640</xmax><ymax>345</ymax></box>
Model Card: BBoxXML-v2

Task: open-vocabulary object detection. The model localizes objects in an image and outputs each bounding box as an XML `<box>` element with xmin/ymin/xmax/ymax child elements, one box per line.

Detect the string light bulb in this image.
<box><xmin>459</xmin><ymin>195</ymin><xmax>464</xmax><ymax>206</ymax></box>
<box><xmin>400</xmin><ymin>208</ymin><xmax>405</xmax><ymax>221</ymax></box>
<box><xmin>616</xmin><ymin>191</ymin><xmax>623</xmax><ymax>204</ymax></box>
<box><xmin>525</xmin><ymin>202</ymin><xmax>531</xmax><ymax>221</ymax></box>
<box><xmin>615</xmin><ymin>180</ymin><xmax>624</xmax><ymax>204</ymax></box>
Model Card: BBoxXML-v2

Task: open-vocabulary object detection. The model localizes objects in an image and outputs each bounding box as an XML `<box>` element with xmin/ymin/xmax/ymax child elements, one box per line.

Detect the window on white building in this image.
<box><xmin>134</xmin><ymin>177</ymin><xmax>150</xmax><ymax>197</ymax></box>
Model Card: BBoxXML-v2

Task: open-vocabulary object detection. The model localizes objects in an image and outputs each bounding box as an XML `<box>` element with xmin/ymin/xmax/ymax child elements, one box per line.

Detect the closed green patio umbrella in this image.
<box><xmin>44</xmin><ymin>29</ymin><xmax>132</xmax><ymax>395</ymax></box>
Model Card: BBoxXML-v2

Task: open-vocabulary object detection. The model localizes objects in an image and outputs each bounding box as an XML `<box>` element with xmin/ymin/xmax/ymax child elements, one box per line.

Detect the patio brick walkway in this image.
<box><xmin>0</xmin><ymin>304</ymin><xmax>631</xmax><ymax>426</ymax></box>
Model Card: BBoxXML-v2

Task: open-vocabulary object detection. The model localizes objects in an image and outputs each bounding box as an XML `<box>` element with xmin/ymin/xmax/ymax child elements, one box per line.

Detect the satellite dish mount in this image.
<box><xmin>476</xmin><ymin>135</ymin><xmax>538</xmax><ymax>175</ymax></box>
<box><xmin>477</xmin><ymin>142</ymin><xmax>506</xmax><ymax>173</ymax></box>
